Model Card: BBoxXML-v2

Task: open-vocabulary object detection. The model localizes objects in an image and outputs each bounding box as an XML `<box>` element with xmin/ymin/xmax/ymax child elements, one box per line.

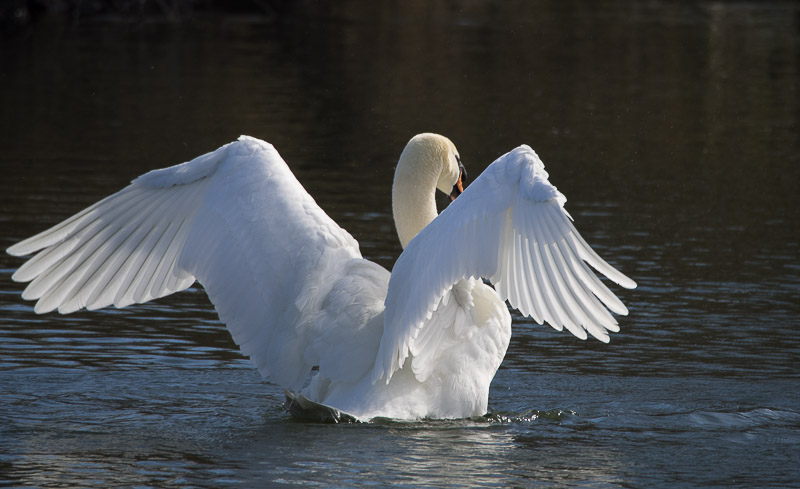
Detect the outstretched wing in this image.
<box><xmin>7</xmin><ymin>136</ymin><xmax>362</xmax><ymax>390</ymax></box>
<box><xmin>374</xmin><ymin>145</ymin><xmax>636</xmax><ymax>383</ymax></box>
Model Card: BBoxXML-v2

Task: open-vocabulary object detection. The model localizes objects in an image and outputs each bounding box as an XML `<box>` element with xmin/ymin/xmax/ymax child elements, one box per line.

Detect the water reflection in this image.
<box><xmin>11</xmin><ymin>414</ymin><xmax>626</xmax><ymax>488</ymax></box>
<box><xmin>240</xmin><ymin>419</ymin><xmax>629</xmax><ymax>488</ymax></box>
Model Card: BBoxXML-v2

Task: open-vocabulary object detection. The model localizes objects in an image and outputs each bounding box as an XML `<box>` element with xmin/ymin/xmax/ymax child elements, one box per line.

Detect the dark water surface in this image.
<box><xmin>1</xmin><ymin>2</ymin><xmax>799</xmax><ymax>488</ymax></box>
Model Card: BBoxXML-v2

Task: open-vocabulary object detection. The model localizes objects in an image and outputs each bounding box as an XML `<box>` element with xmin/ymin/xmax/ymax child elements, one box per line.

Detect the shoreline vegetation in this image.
<box><xmin>1</xmin><ymin>0</ymin><xmax>292</xmax><ymax>32</ymax></box>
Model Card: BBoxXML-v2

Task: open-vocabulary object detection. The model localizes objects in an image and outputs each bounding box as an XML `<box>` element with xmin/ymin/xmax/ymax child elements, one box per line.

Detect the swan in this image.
<box><xmin>6</xmin><ymin>134</ymin><xmax>636</xmax><ymax>422</ymax></box>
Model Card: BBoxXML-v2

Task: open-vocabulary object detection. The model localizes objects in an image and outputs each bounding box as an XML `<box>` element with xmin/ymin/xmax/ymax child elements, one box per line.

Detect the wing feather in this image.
<box><xmin>533</xmin><ymin>208</ymin><xmax>588</xmax><ymax>339</ymax></box>
<box><xmin>8</xmin><ymin>136</ymin><xmax>362</xmax><ymax>391</ymax></box>
<box><xmin>8</xmin><ymin>187</ymin><xmax>143</xmax><ymax>258</ymax></box>
<box><xmin>375</xmin><ymin>145</ymin><xmax>636</xmax><ymax>383</ymax></box>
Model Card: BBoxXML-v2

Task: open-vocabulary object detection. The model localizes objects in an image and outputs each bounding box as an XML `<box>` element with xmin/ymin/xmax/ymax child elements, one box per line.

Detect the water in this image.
<box><xmin>1</xmin><ymin>2</ymin><xmax>798</xmax><ymax>487</ymax></box>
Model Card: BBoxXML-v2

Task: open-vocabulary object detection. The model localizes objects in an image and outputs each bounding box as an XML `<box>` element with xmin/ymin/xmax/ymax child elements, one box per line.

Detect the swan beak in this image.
<box><xmin>449</xmin><ymin>178</ymin><xmax>464</xmax><ymax>201</ymax></box>
<box><xmin>449</xmin><ymin>165</ymin><xmax>467</xmax><ymax>202</ymax></box>
<box><xmin>450</xmin><ymin>160</ymin><xmax>467</xmax><ymax>202</ymax></box>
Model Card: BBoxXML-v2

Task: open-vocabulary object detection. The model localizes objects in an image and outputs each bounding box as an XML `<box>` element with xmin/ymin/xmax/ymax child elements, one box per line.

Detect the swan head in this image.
<box><xmin>392</xmin><ymin>133</ymin><xmax>467</xmax><ymax>248</ymax></box>
<box><xmin>399</xmin><ymin>133</ymin><xmax>466</xmax><ymax>199</ymax></box>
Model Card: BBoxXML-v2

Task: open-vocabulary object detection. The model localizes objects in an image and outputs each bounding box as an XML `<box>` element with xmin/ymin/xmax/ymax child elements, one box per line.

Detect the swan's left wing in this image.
<box><xmin>7</xmin><ymin>136</ymin><xmax>363</xmax><ymax>391</ymax></box>
<box><xmin>374</xmin><ymin>145</ymin><xmax>636</xmax><ymax>383</ymax></box>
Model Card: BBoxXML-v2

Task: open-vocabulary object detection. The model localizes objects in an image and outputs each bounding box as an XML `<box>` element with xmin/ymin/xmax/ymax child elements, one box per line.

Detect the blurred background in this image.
<box><xmin>0</xmin><ymin>1</ymin><xmax>798</xmax><ymax>488</ymax></box>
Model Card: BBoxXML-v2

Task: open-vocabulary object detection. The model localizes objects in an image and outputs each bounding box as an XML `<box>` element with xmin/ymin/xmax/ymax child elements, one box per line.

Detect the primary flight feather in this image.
<box><xmin>7</xmin><ymin>133</ymin><xmax>635</xmax><ymax>422</ymax></box>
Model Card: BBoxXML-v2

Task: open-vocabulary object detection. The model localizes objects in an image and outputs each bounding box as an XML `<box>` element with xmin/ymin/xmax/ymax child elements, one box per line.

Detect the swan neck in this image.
<box><xmin>392</xmin><ymin>155</ymin><xmax>440</xmax><ymax>249</ymax></box>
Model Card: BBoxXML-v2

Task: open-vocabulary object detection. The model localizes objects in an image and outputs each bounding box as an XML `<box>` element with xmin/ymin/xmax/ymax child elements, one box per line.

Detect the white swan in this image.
<box><xmin>7</xmin><ymin>134</ymin><xmax>636</xmax><ymax>422</ymax></box>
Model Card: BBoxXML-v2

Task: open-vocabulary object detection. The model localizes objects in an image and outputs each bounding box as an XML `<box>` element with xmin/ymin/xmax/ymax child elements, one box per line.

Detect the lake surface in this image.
<box><xmin>1</xmin><ymin>1</ymin><xmax>799</xmax><ymax>487</ymax></box>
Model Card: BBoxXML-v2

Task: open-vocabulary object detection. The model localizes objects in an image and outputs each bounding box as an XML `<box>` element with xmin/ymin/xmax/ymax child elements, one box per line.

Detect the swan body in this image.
<box><xmin>7</xmin><ymin>134</ymin><xmax>636</xmax><ymax>422</ymax></box>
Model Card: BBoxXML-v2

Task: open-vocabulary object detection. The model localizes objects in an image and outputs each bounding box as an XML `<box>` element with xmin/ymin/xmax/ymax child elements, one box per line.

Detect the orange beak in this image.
<box><xmin>449</xmin><ymin>175</ymin><xmax>464</xmax><ymax>202</ymax></box>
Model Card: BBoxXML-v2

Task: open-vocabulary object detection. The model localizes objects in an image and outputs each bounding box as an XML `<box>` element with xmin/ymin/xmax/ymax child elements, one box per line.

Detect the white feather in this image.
<box><xmin>9</xmin><ymin>136</ymin><xmax>361</xmax><ymax>391</ymax></box>
<box><xmin>8</xmin><ymin>136</ymin><xmax>635</xmax><ymax>421</ymax></box>
<box><xmin>375</xmin><ymin>145</ymin><xmax>636</xmax><ymax>383</ymax></box>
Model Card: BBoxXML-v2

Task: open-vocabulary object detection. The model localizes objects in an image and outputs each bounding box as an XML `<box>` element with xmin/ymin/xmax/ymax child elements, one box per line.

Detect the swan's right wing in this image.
<box><xmin>7</xmin><ymin>136</ymin><xmax>362</xmax><ymax>390</ymax></box>
<box><xmin>375</xmin><ymin>145</ymin><xmax>636</xmax><ymax>383</ymax></box>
